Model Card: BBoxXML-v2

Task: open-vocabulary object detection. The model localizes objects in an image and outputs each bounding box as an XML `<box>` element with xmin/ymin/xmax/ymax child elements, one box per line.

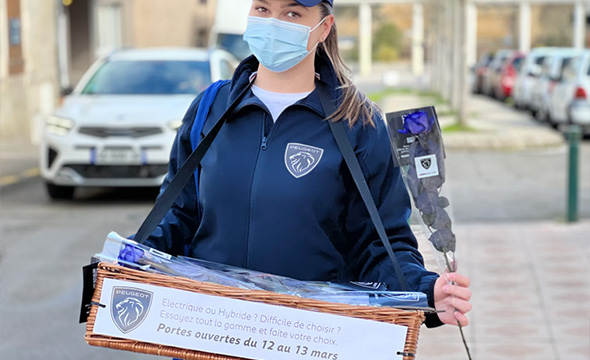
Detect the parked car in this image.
<box><xmin>529</xmin><ymin>48</ymin><xmax>583</xmax><ymax>122</ymax></box>
<box><xmin>513</xmin><ymin>47</ymin><xmax>556</xmax><ymax>110</ymax></box>
<box><xmin>548</xmin><ymin>49</ymin><xmax>590</xmax><ymax>134</ymax></box>
<box><xmin>40</xmin><ymin>47</ymin><xmax>238</xmax><ymax>199</ymax></box>
<box><xmin>481</xmin><ymin>49</ymin><xmax>512</xmax><ymax>97</ymax></box>
<box><xmin>492</xmin><ymin>51</ymin><xmax>525</xmax><ymax>100</ymax></box>
<box><xmin>471</xmin><ymin>52</ymin><xmax>493</xmax><ymax>94</ymax></box>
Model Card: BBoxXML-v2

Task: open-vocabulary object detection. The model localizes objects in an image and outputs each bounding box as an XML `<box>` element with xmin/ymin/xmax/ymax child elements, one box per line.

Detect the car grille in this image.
<box><xmin>78</xmin><ymin>127</ymin><xmax>163</xmax><ymax>138</ymax></box>
<box><xmin>65</xmin><ymin>164</ymin><xmax>168</xmax><ymax>179</ymax></box>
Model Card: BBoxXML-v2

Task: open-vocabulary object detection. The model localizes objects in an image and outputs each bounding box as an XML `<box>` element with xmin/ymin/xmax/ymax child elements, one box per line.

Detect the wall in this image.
<box><xmin>131</xmin><ymin>0</ymin><xmax>211</xmax><ymax>48</ymax></box>
<box><xmin>0</xmin><ymin>0</ymin><xmax>59</xmax><ymax>142</ymax></box>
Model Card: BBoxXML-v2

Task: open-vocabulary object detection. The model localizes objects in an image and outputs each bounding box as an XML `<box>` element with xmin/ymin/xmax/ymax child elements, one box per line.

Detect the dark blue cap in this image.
<box><xmin>295</xmin><ymin>0</ymin><xmax>333</xmax><ymax>7</ymax></box>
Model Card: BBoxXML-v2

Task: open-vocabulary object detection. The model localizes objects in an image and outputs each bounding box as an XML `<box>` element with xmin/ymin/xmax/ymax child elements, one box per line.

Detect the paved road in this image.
<box><xmin>446</xmin><ymin>144</ymin><xmax>590</xmax><ymax>222</ymax></box>
<box><xmin>0</xmin><ymin>181</ymin><xmax>160</xmax><ymax>359</ymax></box>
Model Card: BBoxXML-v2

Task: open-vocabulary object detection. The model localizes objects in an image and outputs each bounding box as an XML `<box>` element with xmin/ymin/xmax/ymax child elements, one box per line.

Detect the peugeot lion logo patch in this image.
<box><xmin>285</xmin><ymin>143</ymin><xmax>324</xmax><ymax>178</ymax></box>
<box><xmin>414</xmin><ymin>154</ymin><xmax>439</xmax><ymax>179</ymax></box>
<box><xmin>111</xmin><ymin>287</ymin><xmax>153</xmax><ymax>334</ymax></box>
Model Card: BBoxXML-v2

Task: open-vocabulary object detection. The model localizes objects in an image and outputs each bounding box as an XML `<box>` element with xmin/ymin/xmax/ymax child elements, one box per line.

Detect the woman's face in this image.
<box><xmin>249</xmin><ymin>0</ymin><xmax>332</xmax><ymax>52</ymax></box>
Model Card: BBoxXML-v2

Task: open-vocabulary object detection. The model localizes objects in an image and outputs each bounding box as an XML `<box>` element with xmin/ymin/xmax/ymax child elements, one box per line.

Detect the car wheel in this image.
<box><xmin>535</xmin><ymin>107</ymin><xmax>547</xmax><ymax>123</ymax></box>
<box><xmin>46</xmin><ymin>182</ymin><xmax>75</xmax><ymax>200</ymax></box>
<box><xmin>548</xmin><ymin>117</ymin><xmax>559</xmax><ymax>130</ymax></box>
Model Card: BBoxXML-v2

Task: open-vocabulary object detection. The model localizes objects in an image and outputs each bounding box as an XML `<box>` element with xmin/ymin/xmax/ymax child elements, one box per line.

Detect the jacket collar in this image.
<box><xmin>226</xmin><ymin>54</ymin><xmax>342</xmax><ymax>119</ymax></box>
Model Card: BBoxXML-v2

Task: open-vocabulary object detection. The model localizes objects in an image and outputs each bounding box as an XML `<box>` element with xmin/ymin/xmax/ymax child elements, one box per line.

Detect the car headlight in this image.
<box><xmin>168</xmin><ymin>120</ymin><xmax>183</xmax><ymax>131</ymax></box>
<box><xmin>46</xmin><ymin>115</ymin><xmax>74</xmax><ymax>136</ymax></box>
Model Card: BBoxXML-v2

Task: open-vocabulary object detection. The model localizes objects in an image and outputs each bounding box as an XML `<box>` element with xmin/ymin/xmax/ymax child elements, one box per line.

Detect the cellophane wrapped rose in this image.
<box><xmin>385</xmin><ymin>107</ymin><xmax>456</xmax><ymax>272</ymax></box>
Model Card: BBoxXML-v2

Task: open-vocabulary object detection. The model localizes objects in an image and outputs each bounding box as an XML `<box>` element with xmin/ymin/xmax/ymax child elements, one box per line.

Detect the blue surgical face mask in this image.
<box><xmin>243</xmin><ymin>16</ymin><xmax>326</xmax><ymax>73</ymax></box>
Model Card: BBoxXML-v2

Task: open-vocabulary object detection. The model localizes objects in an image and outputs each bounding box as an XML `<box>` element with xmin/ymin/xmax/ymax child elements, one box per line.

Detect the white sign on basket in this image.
<box><xmin>93</xmin><ymin>278</ymin><xmax>408</xmax><ymax>360</ymax></box>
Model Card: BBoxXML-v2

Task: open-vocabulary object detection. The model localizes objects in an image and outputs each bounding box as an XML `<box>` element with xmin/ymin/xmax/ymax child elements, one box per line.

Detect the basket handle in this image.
<box><xmin>317</xmin><ymin>82</ymin><xmax>410</xmax><ymax>292</ymax></box>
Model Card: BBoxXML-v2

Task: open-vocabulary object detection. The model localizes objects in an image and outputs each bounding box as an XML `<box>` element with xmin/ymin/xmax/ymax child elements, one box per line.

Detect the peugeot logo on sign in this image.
<box><xmin>420</xmin><ymin>158</ymin><xmax>432</xmax><ymax>170</ymax></box>
<box><xmin>111</xmin><ymin>287</ymin><xmax>153</xmax><ymax>334</ymax></box>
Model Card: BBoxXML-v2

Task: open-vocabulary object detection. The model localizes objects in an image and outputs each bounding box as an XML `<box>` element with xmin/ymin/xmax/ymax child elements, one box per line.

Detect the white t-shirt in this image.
<box><xmin>251</xmin><ymin>84</ymin><xmax>312</xmax><ymax>122</ymax></box>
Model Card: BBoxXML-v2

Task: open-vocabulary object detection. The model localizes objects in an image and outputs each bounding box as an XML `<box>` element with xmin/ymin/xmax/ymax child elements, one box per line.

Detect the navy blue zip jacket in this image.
<box><xmin>144</xmin><ymin>55</ymin><xmax>442</xmax><ymax>326</ymax></box>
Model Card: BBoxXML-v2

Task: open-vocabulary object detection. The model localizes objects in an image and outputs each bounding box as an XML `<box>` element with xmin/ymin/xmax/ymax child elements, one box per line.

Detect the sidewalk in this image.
<box><xmin>379</xmin><ymin>93</ymin><xmax>566</xmax><ymax>151</ymax></box>
<box><xmin>414</xmin><ymin>220</ymin><xmax>590</xmax><ymax>360</ymax></box>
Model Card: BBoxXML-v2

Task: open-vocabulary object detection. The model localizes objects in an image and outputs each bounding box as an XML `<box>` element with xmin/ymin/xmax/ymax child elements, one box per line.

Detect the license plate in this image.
<box><xmin>95</xmin><ymin>148</ymin><xmax>141</xmax><ymax>165</ymax></box>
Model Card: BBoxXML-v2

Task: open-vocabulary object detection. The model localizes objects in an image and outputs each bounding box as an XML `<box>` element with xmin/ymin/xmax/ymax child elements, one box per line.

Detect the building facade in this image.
<box><xmin>1</xmin><ymin>0</ymin><xmax>214</xmax><ymax>142</ymax></box>
<box><xmin>1</xmin><ymin>0</ymin><xmax>58</xmax><ymax>142</ymax></box>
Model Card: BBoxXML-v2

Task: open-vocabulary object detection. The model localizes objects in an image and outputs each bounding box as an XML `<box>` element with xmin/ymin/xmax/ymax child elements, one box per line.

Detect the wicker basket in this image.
<box><xmin>85</xmin><ymin>263</ymin><xmax>426</xmax><ymax>360</ymax></box>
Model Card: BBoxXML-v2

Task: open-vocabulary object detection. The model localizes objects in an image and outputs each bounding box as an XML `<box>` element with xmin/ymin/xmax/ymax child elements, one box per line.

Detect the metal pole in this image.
<box><xmin>567</xmin><ymin>125</ymin><xmax>581</xmax><ymax>222</ymax></box>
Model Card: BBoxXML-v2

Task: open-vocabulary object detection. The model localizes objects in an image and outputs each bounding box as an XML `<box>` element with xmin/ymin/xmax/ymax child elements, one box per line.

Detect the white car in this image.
<box><xmin>528</xmin><ymin>48</ymin><xmax>583</xmax><ymax>122</ymax></box>
<box><xmin>40</xmin><ymin>47</ymin><xmax>237</xmax><ymax>199</ymax></box>
<box><xmin>513</xmin><ymin>47</ymin><xmax>556</xmax><ymax>110</ymax></box>
<box><xmin>548</xmin><ymin>49</ymin><xmax>590</xmax><ymax>134</ymax></box>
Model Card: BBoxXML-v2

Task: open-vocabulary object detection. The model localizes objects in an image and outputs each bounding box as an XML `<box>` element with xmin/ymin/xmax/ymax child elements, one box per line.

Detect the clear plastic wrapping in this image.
<box><xmin>385</xmin><ymin>107</ymin><xmax>456</xmax><ymax>273</ymax></box>
<box><xmin>94</xmin><ymin>232</ymin><xmax>430</xmax><ymax>310</ymax></box>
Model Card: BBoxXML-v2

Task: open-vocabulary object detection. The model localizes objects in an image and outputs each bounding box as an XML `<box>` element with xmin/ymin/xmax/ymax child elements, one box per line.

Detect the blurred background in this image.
<box><xmin>1</xmin><ymin>0</ymin><xmax>590</xmax><ymax>141</ymax></box>
<box><xmin>1</xmin><ymin>0</ymin><xmax>589</xmax><ymax>359</ymax></box>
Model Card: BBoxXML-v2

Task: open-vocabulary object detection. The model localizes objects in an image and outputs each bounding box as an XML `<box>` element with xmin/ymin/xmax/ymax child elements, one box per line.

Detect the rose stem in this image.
<box><xmin>443</xmin><ymin>250</ymin><xmax>473</xmax><ymax>360</ymax></box>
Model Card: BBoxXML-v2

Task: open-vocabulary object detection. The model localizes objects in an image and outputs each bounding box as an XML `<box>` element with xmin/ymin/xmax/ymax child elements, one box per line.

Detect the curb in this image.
<box><xmin>442</xmin><ymin>127</ymin><xmax>566</xmax><ymax>151</ymax></box>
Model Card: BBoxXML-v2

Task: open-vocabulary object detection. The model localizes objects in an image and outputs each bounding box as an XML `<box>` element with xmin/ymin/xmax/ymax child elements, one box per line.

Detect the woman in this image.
<box><xmin>144</xmin><ymin>0</ymin><xmax>471</xmax><ymax>328</ymax></box>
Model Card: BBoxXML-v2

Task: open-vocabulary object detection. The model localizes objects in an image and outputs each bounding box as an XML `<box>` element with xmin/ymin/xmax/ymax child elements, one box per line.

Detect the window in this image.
<box><xmin>562</xmin><ymin>58</ymin><xmax>580</xmax><ymax>82</ymax></box>
<box><xmin>196</xmin><ymin>28</ymin><xmax>207</xmax><ymax>48</ymax></box>
<box><xmin>513</xmin><ymin>57</ymin><xmax>524</xmax><ymax>72</ymax></box>
<box><xmin>6</xmin><ymin>0</ymin><xmax>24</xmax><ymax>74</ymax></box>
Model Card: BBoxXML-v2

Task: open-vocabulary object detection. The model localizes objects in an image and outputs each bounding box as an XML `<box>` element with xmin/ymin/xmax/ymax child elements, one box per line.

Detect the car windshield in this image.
<box><xmin>560</xmin><ymin>57</ymin><xmax>573</xmax><ymax>74</ymax></box>
<box><xmin>81</xmin><ymin>60</ymin><xmax>211</xmax><ymax>95</ymax></box>
<box><xmin>513</xmin><ymin>57</ymin><xmax>524</xmax><ymax>71</ymax></box>
<box><xmin>534</xmin><ymin>56</ymin><xmax>546</xmax><ymax>66</ymax></box>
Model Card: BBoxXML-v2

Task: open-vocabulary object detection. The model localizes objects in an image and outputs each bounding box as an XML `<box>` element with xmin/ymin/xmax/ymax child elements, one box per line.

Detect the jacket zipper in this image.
<box><xmin>246</xmin><ymin>114</ymin><xmax>269</xmax><ymax>268</ymax></box>
<box><xmin>261</xmin><ymin>120</ymin><xmax>268</xmax><ymax>150</ymax></box>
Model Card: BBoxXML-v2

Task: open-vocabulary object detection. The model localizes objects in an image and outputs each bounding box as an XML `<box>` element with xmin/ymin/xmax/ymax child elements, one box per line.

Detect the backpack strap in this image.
<box><xmin>134</xmin><ymin>80</ymin><xmax>251</xmax><ymax>245</ymax></box>
<box><xmin>190</xmin><ymin>80</ymin><xmax>231</xmax><ymax>196</ymax></box>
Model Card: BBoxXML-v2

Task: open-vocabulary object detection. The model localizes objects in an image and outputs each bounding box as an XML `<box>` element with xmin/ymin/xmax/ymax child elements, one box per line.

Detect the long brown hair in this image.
<box><xmin>318</xmin><ymin>2</ymin><xmax>377</xmax><ymax>127</ymax></box>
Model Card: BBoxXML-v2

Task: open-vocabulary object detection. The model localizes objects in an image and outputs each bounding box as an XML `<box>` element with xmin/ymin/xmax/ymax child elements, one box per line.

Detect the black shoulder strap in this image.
<box><xmin>317</xmin><ymin>83</ymin><xmax>410</xmax><ymax>291</ymax></box>
<box><xmin>134</xmin><ymin>81</ymin><xmax>252</xmax><ymax>244</ymax></box>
